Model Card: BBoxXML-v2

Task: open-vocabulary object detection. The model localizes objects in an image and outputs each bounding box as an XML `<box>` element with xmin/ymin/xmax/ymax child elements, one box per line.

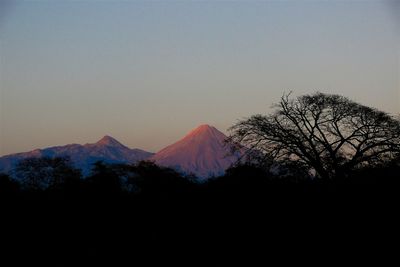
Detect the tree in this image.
<box><xmin>0</xmin><ymin>173</ymin><xmax>20</xmax><ymax>196</ymax></box>
<box><xmin>85</xmin><ymin>161</ymin><xmax>122</xmax><ymax>195</ymax></box>
<box><xmin>14</xmin><ymin>156</ymin><xmax>81</xmax><ymax>191</ymax></box>
<box><xmin>130</xmin><ymin>160</ymin><xmax>193</xmax><ymax>197</ymax></box>
<box><xmin>228</xmin><ymin>92</ymin><xmax>400</xmax><ymax>179</ymax></box>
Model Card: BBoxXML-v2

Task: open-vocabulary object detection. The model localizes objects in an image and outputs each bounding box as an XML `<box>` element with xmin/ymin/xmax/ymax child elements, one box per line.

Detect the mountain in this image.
<box><xmin>0</xmin><ymin>136</ymin><xmax>153</xmax><ymax>176</ymax></box>
<box><xmin>0</xmin><ymin>126</ymin><xmax>243</xmax><ymax>179</ymax></box>
<box><xmin>151</xmin><ymin>124</ymin><xmax>242</xmax><ymax>179</ymax></box>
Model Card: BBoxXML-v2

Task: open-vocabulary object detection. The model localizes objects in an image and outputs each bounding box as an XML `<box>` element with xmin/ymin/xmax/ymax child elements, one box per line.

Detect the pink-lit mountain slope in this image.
<box><xmin>0</xmin><ymin>136</ymin><xmax>153</xmax><ymax>176</ymax></box>
<box><xmin>151</xmin><ymin>125</ymin><xmax>243</xmax><ymax>179</ymax></box>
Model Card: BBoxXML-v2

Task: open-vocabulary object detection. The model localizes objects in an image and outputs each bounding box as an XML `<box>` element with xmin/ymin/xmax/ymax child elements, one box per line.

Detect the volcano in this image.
<box><xmin>151</xmin><ymin>124</ymin><xmax>242</xmax><ymax>179</ymax></box>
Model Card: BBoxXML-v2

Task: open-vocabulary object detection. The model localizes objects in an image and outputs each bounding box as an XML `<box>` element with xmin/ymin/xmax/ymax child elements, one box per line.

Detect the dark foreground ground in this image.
<box><xmin>1</xmin><ymin>168</ymin><xmax>399</xmax><ymax>266</ymax></box>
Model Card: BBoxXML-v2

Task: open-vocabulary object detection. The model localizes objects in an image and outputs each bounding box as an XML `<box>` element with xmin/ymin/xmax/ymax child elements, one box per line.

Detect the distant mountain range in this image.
<box><xmin>0</xmin><ymin>136</ymin><xmax>153</xmax><ymax>176</ymax></box>
<box><xmin>0</xmin><ymin>124</ymin><xmax>242</xmax><ymax>179</ymax></box>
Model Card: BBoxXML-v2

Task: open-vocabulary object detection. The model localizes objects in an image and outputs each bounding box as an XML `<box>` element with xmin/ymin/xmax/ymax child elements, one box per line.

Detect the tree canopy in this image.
<box><xmin>228</xmin><ymin>92</ymin><xmax>400</xmax><ymax>179</ymax></box>
<box><xmin>14</xmin><ymin>156</ymin><xmax>81</xmax><ymax>191</ymax></box>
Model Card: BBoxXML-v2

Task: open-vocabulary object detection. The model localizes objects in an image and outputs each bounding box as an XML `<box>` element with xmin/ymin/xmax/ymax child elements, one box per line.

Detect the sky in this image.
<box><xmin>0</xmin><ymin>0</ymin><xmax>399</xmax><ymax>155</ymax></box>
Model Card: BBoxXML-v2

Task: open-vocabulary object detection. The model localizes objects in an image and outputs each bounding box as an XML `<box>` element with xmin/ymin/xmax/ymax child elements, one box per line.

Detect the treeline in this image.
<box><xmin>1</xmin><ymin>159</ymin><xmax>399</xmax><ymax>266</ymax></box>
<box><xmin>1</xmin><ymin>156</ymin><xmax>400</xmax><ymax>199</ymax></box>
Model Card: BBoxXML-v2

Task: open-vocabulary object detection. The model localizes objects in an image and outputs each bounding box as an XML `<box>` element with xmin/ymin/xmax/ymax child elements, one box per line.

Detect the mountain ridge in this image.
<box><xmin>0</xmin><ymin>125</ymin><xmax>243</xmax><ymax>179</ymax></box>
<box><xmin>0</xmin><ymin>136</ymin><xmax>154</xmax><ymax>176</ymax></box>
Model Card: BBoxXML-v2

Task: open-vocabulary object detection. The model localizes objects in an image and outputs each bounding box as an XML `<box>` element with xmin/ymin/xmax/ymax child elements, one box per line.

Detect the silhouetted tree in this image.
<box><xmin>228</xmin><ymin>92</ymin><xmax>400</xmax><ymax>179</ymax></box>
<box><xmin>0</xmin><ymin>173</ymin><xmax>20</xmax><ymax>196</ymax></box>
<box><xmin>130</xmin><ymin>160</ymin><xmax>193</xmax><ymax>198</ymax></box>
<box><xmin>85</xmin><ymin>161</ymin><xmax>122</xmax><ymax>196</ymax></box>
<box><xmin>108</xmin><ymin>164</ymin><xmax>139</xmax><ymax>193</ymax></box>
<box><xmin>14</xmin><ymin>157</ymin><xmax>81</xmax><ymax>191</ymax></box>
<box><xmin>214</xmin><ymin>164</ymin><xmax>271</xmax><ymax>190</ymax></box>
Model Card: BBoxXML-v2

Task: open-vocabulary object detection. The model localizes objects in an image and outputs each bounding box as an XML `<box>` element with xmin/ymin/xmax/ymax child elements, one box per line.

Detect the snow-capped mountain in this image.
<box><xmin>151</xmin><ymin>124</ymin><xmax>242</xmax><ymax>179</ymax></box>
<box><xmin>0</xmin><ymin>136</ymin><xmax>153</xmax><ymax>176</ymax></box>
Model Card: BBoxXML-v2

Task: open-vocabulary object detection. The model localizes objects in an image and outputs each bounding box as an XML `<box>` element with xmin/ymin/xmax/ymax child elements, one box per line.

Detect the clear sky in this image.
<box><xmin>0</xmin><ymin>0</ymin><xmax>399</xmax><ymax>155</ymax></box>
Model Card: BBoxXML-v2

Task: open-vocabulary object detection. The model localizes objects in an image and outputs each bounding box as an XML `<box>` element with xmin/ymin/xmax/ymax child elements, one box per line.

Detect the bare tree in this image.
<box><xmin>228</xmin><ymin>92</ymin><xmax>400</xmax><ymax>179</ymax></box>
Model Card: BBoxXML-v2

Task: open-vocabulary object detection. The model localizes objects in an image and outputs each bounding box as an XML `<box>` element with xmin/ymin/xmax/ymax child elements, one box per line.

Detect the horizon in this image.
<box><xmin>1</xmin><ymin>123</ymin><xmax>223</xmax><ymax>156</ymax></box>
<box><xmin>1</xmin><ymin>0</ymin><xmax>399</xmax><ymax>156</ymax></box>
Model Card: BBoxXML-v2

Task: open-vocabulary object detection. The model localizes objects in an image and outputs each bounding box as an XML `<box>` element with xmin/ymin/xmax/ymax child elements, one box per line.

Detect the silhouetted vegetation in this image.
<box><xmin>1</xmin><ymin>93</ymin><xmax>399</xmax><ymax>266</ymax></box>
<box><xmin>0</xmin><ymin>173</ymin><xmax>20</xmax><ymax>197</ymax></box>
<box><xmin>14</xmin><ymin>156</ymin><xmax>81</xmax><ymax>192</ymax></box>
<box><xmin>2</xmin><ymin>157</ymin><xmax>399</xmax><ymax>266</ymax></box>
<box><xmin>228</xmin><ymin>92</ymin><xmax>400</xmax><ymax>179</ymax></box>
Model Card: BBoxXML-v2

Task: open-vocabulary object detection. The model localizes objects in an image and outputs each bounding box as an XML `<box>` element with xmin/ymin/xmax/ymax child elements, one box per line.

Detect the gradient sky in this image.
<box><xmin>0</xmin><ymin>0</ymin><xmax>399</xmax><ymax>155</ymax></box>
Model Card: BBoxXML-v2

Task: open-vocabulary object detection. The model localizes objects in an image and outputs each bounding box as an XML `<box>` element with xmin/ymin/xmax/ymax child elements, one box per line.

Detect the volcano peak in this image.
<box><xmin>184</xmin><ymin>124</ymin><xmax>220</xmax><ymax>138</ymax></box>
<box><xmin>96</xmin><ymin>135</ymin><xmax>125</xmax><ymax>147</ymax></box>
<box><xmin>151</xmin><ymin>124</ymin><xmax>242</xmax><ymax>179</ymax></box>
